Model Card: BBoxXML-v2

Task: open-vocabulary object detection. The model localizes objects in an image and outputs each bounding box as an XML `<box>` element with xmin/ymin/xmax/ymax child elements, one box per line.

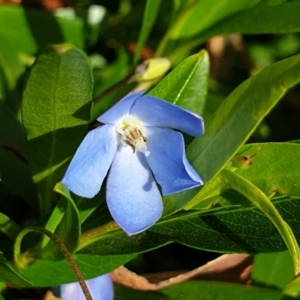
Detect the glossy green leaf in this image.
<box><xmin>168</xmin><ymin>0</ymin><xmax>260</xmax><ymax>39</ymax></box>
<box><xmin>0</xmin><ymin>252</ymin><xmax>32</xmax><ymax>287</ymax></box>
<box><xmin>167</xmin><ymin>53</ymin><xmax>300</xmax><ymax>214</ymax></box>
<box><xmin>162</xmin><ymin>280</ymin><xmax>295</xmax><ymax>300</ymax></box>
<box><xmin>22</xmin><ymin>45</ymin><xmax>93</xmax><ymax>213</ymax></box>
<box><xmin>252</xmin><ymin>251</ymin><xmax>294</xmax><ymax>290</ymax></box>
<box><xmin>38</xmin><ymin>182</ymin><xmax>81</xmax><ymax>260</ymax></box>
<box><xmin>18</xmin><ymin>253</ymin><xmax>135</xmax><ymax>287</ymax></box>
<box><xmin>193</xmin><ymin>142</ymin><xmax>300</xmax><ymax>211</ymax></box>
<box><xmin>149</xmin><ymin>50</ymin><xmax>209</xmax><ymax>116</ymax></box>
<box><xmin>202</xmin><ymin>1</ymin><xmax>300</xmax><ymax>41</ymax></box>
<box><xmin>133</xmin><ymin>0</ymin><xmax>162</xmax><ymax>65</ymax></box>
<box><xmin>77</xmin><ymin>195</ymin><xmax>300</xmax><ymax>256</ymax></box>
<box><xmin>220</xmin><ymin>169</ymin><xmax>300</xmax><ymax>274</ymax></box>
<box><xmin>0</xmin><ymin>212</ymin><xmax>22</xmax><ymax>240</ymax></box>
<box><xmin>235</xmin><ymin>142</ymin><xmax>300</xmax><ymax>197</ymax></box>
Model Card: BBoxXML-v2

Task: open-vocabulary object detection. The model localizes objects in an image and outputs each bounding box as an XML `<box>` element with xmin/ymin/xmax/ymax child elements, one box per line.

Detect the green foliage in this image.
<box><xmin>1</xmin><ymin>0</ymin><xmax>300</xmax><ymax>298</ymax></box>
<box><xmin>22</xmin><ymin>45</ymin><xmax>93</xmax><ymax>213</ymax></box>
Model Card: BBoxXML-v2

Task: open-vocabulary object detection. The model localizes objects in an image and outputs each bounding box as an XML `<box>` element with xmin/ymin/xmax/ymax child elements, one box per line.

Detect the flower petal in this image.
<box><xmin>63</xmin><ymin>125</ymin><xmax>118</xmax><ymax>198</ymax></box>
<box><xmin>98</xmin><ymin>91</ymin><xmax>143</xmax><ymax>124</ymax></box>
<box><xmin>146</xmin><ymin>128</ymin><xmax>203</xmax><ymax>195</ymax></box>
<box><xmin>130</xmin><ymin>95</ymin><xmax>204</xmax><ymax>136</ymax></box>
<box><xmin>60</xmin><ymin>274</ymin><xmax>113</xmax><ymax>300</ymax></box>
<box><xmin>106</xmin><ymin>145</ymin><xmax>163</xmax><ymax>235</ymax></box>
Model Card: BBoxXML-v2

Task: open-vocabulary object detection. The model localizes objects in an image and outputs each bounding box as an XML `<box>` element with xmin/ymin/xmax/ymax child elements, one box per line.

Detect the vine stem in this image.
<box><xmin>14</xmin><ymin>226</ymin><xmax>93</xmax><ymax>300</ymax></box>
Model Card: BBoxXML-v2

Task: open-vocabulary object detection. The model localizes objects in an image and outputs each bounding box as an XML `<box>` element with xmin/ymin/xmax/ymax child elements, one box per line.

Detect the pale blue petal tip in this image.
<box><xmin>106</xmin><ymin>146</ymin><xmax>163</xmax><ymax>235</ymax></box>
<box><xmin>60</xmin><ymin>274</ymin><xmax>113</xmax><ymax>300</ymax></box>
<box><xmin>146</xmin><ymin>128</ymin><xmax>204</xmax><ymax>195</ymax></box>
<box><xmin>131</xmin><ymin>94</ymin><xmax>205</xmax><ymax>136</ymax></box>
<box><xmin>62</xmin><ymin>125</ymin><xmax>118</xmax><ymax>198</ymax></box>
<box><xmin>98</xmin><ymin>91</ymin><xmax>144</xmax><ymax>124</ymax></box>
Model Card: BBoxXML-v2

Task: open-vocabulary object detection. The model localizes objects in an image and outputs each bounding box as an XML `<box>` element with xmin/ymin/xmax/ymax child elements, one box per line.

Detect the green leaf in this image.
<box><xmin>0</xmin><ymin>252</ymin><xmax>32</xmax><ymax>287</ymax></box>
<box><xmin>202</xmin><ymin>1</ymin><xmax>300</xmax><ymax>40</ymax></box>
<box><xmin>149</xmin><ymin>50</ymin><xmax>209</xmax><ymax>116</ymax></box>
<box><xmin>252</xmin><ymin>251</ymin><xmax>294</xmax><ymax>290</ymax></box>
<box><xmin>168</xmin><ymin>0</ymin><xmax>261</xmax><ymax>39</ymax></box>
<box><xmin>235</xmin><ymin>142</ymin><xmax>300</xmax><ymax>197</ymax></box>
<box><xmin>77</xmin><ymin>195</ymin><xmax>300</xmax><ymax>256</ymax></box>
<box><xmin>170</xmin><ymin>53</ymin><xmax>300</xmax><ymax>214</ymax></box>
<box><xmin>0</xmin><ymin>5</ymin><xmax>83</xmax><ymax>54</ymax></box>
<box><xmin>220</xmin><ymin>169</ymin><xmax>300</xmax><ymax>274</ymax></box>
<box><xmin>22</xmin><ymin>45</ymin><xmax>93</xmax><ymax>213</ymax></box>
<box><xmin>0</xmin><ymin>212</ymin><xmax>22</xmax><ymax>240</ymax></box>
<box><xmin>38</xmin><ymin>182</ymin><xmax>81</xmax><ymax>260</ymax></box>
<box><xmin>115</xmin><ymin>285</ymin><xmax>168</xmax><ymax>300</ymax></box>
<box><xmin>0</xmin><ymin>102</ymin><xmax>38</xmax><ymax>209</ymax></box>
<box><xmin>133</xmin><ymin>0</ymin><xmax>162</xmax><ymax>65</ymax></box>
<box><xmin>18</xmin><ymin>253</ymin><xmax>135</xmax><ymax>287</ymax></box>
<box><xmin>193</xmin><ymin>142</ymin><xmax>300</xmax><ymax>211</ymax></box>
<box><xmin>162</xmin><ymin>280</ymin><xmax>295</xmax><ymax>300</ymax></box>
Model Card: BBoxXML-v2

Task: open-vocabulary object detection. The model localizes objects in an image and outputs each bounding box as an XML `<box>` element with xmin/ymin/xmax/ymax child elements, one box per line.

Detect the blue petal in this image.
<box><xmin>60</xmin><ymin>274</ymin><xmax>113</xmax><ymax>300</ymax></box>
<box><xmin>145</xmin><ymin>128</ymin><xmax>203</xmax><ymax>195</ymax></box>
<box><xmin>63</xmin><ymin>125</ymin><xmax>118</xmax><ymax>198</ymax></box>
<box><xmin>106</xmin><ymin>145</ymin><xmax>163</xmax><ymax>235</ymax></box>
<box><xmin>130</xmin><ymin>95</ymin><xmax>204</xmax><ymax>136</ymax></box>
<box><xmin>98</xmin><ymin>91</ymin><xmax>143</xmax><ymax>124</ymax></box>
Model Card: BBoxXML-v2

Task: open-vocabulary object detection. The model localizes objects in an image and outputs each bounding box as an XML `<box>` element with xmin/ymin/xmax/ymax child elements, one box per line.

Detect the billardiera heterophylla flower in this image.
<box><xmin>63</xmin><ymin>91</ymin><xmax>204</xmax><ymax>235</ymax></box>
<box><xmin>60</xmin><ymin>274</ymin><xmax>113</xmax><ymax>300</ymax></box>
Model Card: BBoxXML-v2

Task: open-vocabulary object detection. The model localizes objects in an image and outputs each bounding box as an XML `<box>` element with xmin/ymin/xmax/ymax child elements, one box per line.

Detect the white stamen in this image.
<box><xmin>116</xmin><ymin>116</ymin><xmax>150</xmax><ymax>156</ymax></box>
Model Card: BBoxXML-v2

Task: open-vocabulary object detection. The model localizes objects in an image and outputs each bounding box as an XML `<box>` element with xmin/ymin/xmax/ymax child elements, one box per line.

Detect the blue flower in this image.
<box><xmin>63</xmin><ymin>91</ymin><xmax>204</xmax><ymax>235</ymax></box>
<box><xmin>60</xmin><ymin>274</ymin><xmax>113</xmax><ymax>300</ymax></box>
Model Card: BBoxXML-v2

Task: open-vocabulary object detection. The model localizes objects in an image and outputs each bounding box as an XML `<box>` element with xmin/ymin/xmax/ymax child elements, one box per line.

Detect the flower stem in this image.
<box><xmin>14</xmin><ymin>226</ymin><xmax>93</xmax><ymax>300</ymax></box>
<box><xmin>92</xmin><ymin>73</ymin><xmax>134</xmax><ymax>106</ymax></box>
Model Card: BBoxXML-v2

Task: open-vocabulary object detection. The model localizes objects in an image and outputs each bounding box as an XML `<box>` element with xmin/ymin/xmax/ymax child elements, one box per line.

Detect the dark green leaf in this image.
<box><xmin>22</xmin><ymin>45</ymin><xmax>93</xmax><ymax>213</ymax></box>
<box><xmin>77</xmin><ymin>195</ymin><xmax>300</xmax><ymax>256</ymax></box>
<box><xmin>0</xmin><ymin>103</ymin><xmax>38</xmax><ymax>209</ymax></box>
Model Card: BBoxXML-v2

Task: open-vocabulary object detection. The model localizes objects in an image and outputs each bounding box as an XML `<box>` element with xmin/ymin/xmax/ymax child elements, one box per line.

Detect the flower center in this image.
<box><xmin>116</xmin><ymin>116</ymin><xmax>150</xmax><ymax>156</ymax></box>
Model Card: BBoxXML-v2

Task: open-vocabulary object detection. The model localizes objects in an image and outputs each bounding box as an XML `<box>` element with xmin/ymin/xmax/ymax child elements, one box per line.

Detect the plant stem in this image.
<box><xmin>14</xmin><ymin>226</ymin><xmax>93</xmax><ymax>300</ymax></box>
